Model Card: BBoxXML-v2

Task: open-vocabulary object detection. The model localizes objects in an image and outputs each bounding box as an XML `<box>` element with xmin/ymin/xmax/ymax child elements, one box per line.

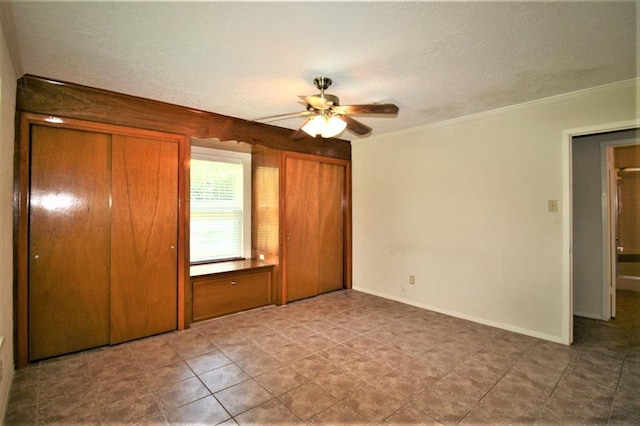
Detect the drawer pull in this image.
<box><xmin>230</xmin><ymin>280</ymin><xmax>239</xmax><ymax>285</ymax></box>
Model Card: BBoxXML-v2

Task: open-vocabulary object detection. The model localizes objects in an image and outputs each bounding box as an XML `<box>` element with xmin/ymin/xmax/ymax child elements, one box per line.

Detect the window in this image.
<box><xmin>190</xmin><ymin>147</ymin><xmax>251</xmax><ymax>263</ymax></box>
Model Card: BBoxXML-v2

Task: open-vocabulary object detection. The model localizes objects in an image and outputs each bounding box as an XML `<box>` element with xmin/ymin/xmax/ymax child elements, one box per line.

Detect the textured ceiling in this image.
<box><xmin>3</xmin><ymin>1</ymin><xmax>638</xmax><ymax>140</ymax></box>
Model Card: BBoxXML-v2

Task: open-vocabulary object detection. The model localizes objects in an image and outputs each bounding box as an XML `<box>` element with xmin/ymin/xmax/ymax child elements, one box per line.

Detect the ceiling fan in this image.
<box><xmin>259</xmin><ymin>77</ymin><xmax>399</xmax><ymax>139</ymax></box>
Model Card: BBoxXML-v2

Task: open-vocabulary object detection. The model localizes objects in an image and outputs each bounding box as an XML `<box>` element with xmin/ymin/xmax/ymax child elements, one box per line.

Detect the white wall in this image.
<box><xmin>352</xmin><ymin>79</ymin><xmax>638</xmax><ymax>344</ymax></box>
<box><xmin>0</xmin><ymin>16</ymin><xmax>16</xmax><ymax>422</ymax></box>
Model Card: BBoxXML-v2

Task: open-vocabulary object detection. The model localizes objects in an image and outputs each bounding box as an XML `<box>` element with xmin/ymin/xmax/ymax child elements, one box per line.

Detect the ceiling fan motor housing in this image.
<box><xmin>313</xmin><ymin>76</ymin><xmax>332</xmax><ymax>91</ymax></box>
<box><xmin>318</xmin><ymin>94</ymin><xmax>340</xmax><ymax>109</ymax></box>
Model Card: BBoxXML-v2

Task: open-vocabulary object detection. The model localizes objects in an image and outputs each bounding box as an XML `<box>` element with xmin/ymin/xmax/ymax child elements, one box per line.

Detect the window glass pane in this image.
<box><xmin>190</xmin><ymin>158</ymin><xmax>243</xmax><ymax>262</ymax></box>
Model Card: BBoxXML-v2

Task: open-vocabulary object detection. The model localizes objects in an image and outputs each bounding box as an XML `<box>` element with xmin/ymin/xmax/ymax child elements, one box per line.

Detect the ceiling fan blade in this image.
<box><xmin>299</xmin><ymin>95</ymin><xmax>330</xmax><ymax>110</ymax></box>
<box><xmin>334</xmin><ymin>103</ymin><xmax>399</xmax><ymax>115</ymax></box>
<box><xmin>340</xmin><ymin>115</ymin><xmax>372</xmax><ymax>136</ymax></box>
<box><xmin>252</xmin><ymin>111</ymin><xmax>310</xmax><ymax>123</ymax></box>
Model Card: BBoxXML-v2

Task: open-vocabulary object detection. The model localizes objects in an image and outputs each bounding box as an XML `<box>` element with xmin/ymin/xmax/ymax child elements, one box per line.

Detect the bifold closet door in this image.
<box><xmin>28</xmin><ymin>126</ymin><xmax>110</xmax><ymax>360</ymax></box>
<box><xmin>110</xmin><ymin>135</ymin><xmax>178</xmax><ymax>344</ymax></box>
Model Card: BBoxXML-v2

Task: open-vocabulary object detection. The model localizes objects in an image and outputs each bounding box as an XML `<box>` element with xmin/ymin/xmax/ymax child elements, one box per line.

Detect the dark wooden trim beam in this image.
<box><xmin>16</xmin><ymin>75</ymin><xmax>351</xmax><ymax>160</ymax></box>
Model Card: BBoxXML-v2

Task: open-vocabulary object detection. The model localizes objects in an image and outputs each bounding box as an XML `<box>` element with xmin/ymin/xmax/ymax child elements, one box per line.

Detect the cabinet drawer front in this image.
<box><xmin>193</xmin><ymin>271</ymin><xmax>271</xmax><ymax>321</ymax></box>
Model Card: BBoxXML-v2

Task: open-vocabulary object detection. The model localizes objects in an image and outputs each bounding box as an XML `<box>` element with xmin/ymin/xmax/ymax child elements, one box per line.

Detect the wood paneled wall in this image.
<box><xmin>16</xmin><ymin>75</ymin><xmax>351</xmax><ymax>160</ymax></box>
<box><xmin>14</xmin><ymin>74</ymin><xmax>352</xmax><ymax>366</ymax></box>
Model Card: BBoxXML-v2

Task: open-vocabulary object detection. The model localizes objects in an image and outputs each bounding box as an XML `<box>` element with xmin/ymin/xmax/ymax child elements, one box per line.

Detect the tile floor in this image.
<box><xmin>5</xmin><ymin>289</ymin><xmax>640</xmax><ymax>425</ymax></box>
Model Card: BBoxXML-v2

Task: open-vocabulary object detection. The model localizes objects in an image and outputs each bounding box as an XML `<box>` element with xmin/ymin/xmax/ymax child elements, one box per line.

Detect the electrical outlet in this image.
<box><xmin>409</xmin><ymin>275</ymin><xmax>415</xmax><ymax>285</ymax></box>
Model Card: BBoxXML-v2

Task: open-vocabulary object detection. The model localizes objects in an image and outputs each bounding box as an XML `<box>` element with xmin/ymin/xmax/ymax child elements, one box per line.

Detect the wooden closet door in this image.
<box><xmin>284</xmin><ymin>157</ymin><xmax>320</xmax><ymax>302</ymax></box>
<box><xmin>110</xmin><ymin>135</ymin><xmax>178</xmax><ymax>344</ymax></box>
<box><xmin>28</xmin><ymin>126</ymin><xmax>110</xmax><ymax>360</ymax></box>
<box><xmin>318</xmin><ymin>162</ymin><xmax>345</xmax><ymax>294</ymax></box>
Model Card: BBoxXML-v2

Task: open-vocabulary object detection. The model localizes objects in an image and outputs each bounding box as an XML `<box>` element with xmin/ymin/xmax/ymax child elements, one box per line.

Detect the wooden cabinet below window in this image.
<box><xmin>191</xmin><ymin>260</ymin><xmax>274</xmax><ymax>322</ymax></box>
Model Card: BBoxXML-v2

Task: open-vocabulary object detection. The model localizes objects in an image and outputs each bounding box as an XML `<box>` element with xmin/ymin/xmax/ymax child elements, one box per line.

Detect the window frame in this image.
<box><xmin>190</xmin><ymin>146</ymin><xmax>251</xmax><ymax>264</ymax></box>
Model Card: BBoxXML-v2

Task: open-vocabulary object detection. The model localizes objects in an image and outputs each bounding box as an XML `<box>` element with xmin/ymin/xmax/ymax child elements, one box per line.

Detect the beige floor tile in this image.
<box><xmin>461</xmin><ymin>395</ymin><xmax>541</xmax><ymax>425</ymax></box>
<box><xmin>429</xmin><ymin>372</ymin><xmax>492</xmax><ymax>405</ymax></box>
<box><xmin>267</xmin><ymin>341</ymin><xmax>314</xmax><ymax>363</ymax></box>
<box><xmin>143</xmin><ymin>360</ymin><xmax>195</xmax><ymax>389</ymax></box>
<box><xmin>317</xmin><ymin>344</ymin><xmax>364</xmax><ymax>364</ymax></box>
<box><xmin>340</xmin><ymin>384</ymin><xmax>404</xmax><ymax>423</ymax></box>
<box><xmin>249</xmin><ymin>331</ymin><xmax>293</xmax><ymax>350</ymax></box>
<box><xmin>185</xmin><ymin>349</ymin><xmax>233</xmax><ymax>375</ymax></box>
<box><xmin>290</xmin><ymin>353</ymin><xmax>338</xmax><ymax>380</ymax></box>
<box><xmin>235</xmin><ymin>351</ymin><xmax>284</xmax><ymax>377</ymax></box>
<box><xmin>372</xmin><ymin>368</ymin><xmax>427</xmax><ymax>400</ymax></box>
<box><xmin>152</xmin><ymin>376</ymin><xmax>211</xmax><ymax>411</ymax></box>
<box><xmin>38</xmin><ymin>383</ymin><xmax>97</xmax><ymax>422</ymax></box>
<box><xmin>5</xmin><ymin>403</ymin><xmax>38</xmax><ymax>425</ymax></box>
<box><xmin>307</xmin><ymin>400</ymin><xmax>370</xmax><ymax>425</ymax></box>
<box><xmin>235</xmin><ymin>398</ymin><xmax>302</xmax><ymax>425</ymax></box>
<box><xmin>280</xmin><ymin>324</ymin><xmax>317</xmax><ymax>341</ymax></box>
<box><xmin>369</xmin><ymin>345</ymin><xmax>416</xmax><ymax>369</ymax></box>
<box><xmin>255</xmin><ymin>366</ymin><xmax>308</xmax><ymax>396</ymax></box>
<box><xmin>296</xmin><ymin>334</ymin><xmax>335</xmax><ymax>354</ymax></box>
<box><xmin>99</xmin><ymin>392</ymin><xmax>163</xmax><ymax>424</ymax></box>
<box><xmin>410</xmin><ymin>388</ymin><xmax>474</xmax><ymax>425</ymax></box>
<box><xmin>279</xmin><ymin>382</ymin><xmax>338</xmax><ymax>420</ymax></box>
<box><xmin>319</xmin><ymin>326</ymin><xmax>361</xmax><ymax>343</ymax></box>
<box><xmin>165</xmin><ymin>395</ymin><xmax>231</xmax><ymax>425</ymax></box>
<box><xmin>342</xmin><ymin>355</ymin><xmax>393</xmax><ymax>384</ymax></box>
<box><xmin>214</xmin><ymin>379</ymin><xmax>273</xmax><ymax>417</ymax></box>
<box><xmin>168</xmin><ymin>334</ymin><xmax>218</xmax><ymax>359</ymax></box>
<box><xmin>303</xmin><ymin>318</ymin><xmax>338</xmax><ymax>333</ymax></box>
<box><xmin>7</xmin><ymin>289</ymin><xmax>640</xmax><ymax>425</ymax></box>
<box><xmin>132</xmin><ymin>346</ymin><xmax>183</xmax><ymax>371</ymax></box>
<box><xmin>342</xmin><ymin>335</ymin><xmax>387</xmax><ymax>354</ymax></box>
<box><xmin>312</xmin><ymin>367</ymin><xmax>366</xmax><ymax>399</ymax></box>
<box><xmin>199</xmin><ymin>364</ymin><xmax>251</xmax><ymax>394</ymax></box>
<box><xmin>95</xmin><ymin>374</ymin><xmax>148</xmax><ymax>407</ymax></box>
<box><xmin>383</xmin><ymin>404</ymin><xmax>443</xmax><ymax>425</ymax></box>
<box><xmin>609</xmin><ymin>406</ymin><xmax>640</xmax><ymax>425</ymax></box>
<box><xmin>219</xmin><ymin>341</ymin><xmax>268</xmax><ymax>362</ymax></box>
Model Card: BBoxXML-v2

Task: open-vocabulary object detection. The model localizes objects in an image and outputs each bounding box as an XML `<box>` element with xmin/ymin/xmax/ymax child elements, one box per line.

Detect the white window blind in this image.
<box><xmin>190</xmin><ymin>155</ymin><xmax>244</xmax><ymax>263</ymax></box>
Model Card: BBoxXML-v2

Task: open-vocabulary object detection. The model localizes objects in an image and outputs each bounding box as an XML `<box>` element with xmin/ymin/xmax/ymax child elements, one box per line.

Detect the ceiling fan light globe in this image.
<box><xmin>301</xmin><ymin>114</ymin><xmax>345</xmax><ymax>138</ymax></box>
<box><xmin>321</xmin><ymin>116</ymin><xmax>347</xmax><ymax>138</ymax></box>
<box><xmin>301</xmin><ymin>115</ymin><xmax>326</xmax><ymax>137</ymax></box>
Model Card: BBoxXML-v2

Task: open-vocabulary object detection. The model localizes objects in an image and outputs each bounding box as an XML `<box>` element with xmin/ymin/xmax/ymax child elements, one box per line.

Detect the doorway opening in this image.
<box><xmin>613</xmin><ymin>146</ymin><xmax>640</xmax><ymax>295</ymax></box>
<box><xmin>570</xmin><ymin>127</ymin><xmax>639</xmax><ymax>331</ymax></box>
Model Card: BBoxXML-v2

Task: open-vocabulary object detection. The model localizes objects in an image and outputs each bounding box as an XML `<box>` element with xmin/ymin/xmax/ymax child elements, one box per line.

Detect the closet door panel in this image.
<box><xmin>28</xmin><ymin>126</ymin><xmax>110</xmax><ymax>360</ymax></box>
<box><xmin>284</xmin><ymin>157</ymin><xmax>320</xmax><ymax>301</ymax></box>
<box><xmin>318</xmin><ymin>162</ymin><xmax>345</xmax><ymax>294</ymax></box>
<box><xmin>110</xmin><ymin>135</ymin><xmax>178</xmax><ymax>344</ymax></box>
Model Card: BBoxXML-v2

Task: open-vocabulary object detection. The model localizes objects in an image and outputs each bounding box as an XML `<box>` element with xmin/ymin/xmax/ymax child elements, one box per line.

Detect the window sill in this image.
<box><xmin>190</xmin><ymin>258</ymin><xmax>274</xmax><ymax>278</ymax></box>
